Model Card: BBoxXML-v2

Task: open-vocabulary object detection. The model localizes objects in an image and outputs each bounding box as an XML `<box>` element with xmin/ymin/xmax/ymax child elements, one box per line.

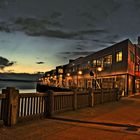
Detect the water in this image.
<box><xmin>0</xmin><ymin>81</ymin><xmax>37</xmax><ymax>93</ymax></box>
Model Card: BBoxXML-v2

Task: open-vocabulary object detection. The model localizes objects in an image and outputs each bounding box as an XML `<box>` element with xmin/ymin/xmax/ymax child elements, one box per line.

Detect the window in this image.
<box><xmin>130</xmin><ymin>51</ymin><xmax>135</xmax><ymax>63</ymax></box>
<box><xmin>135</xmin><ymin>65</ymin><xmax>140</xmax><ymax>72</ymax></box>
<box><xmin>58</xmin><ymin>68</ymin><xmax>63</xmax><ymax>74</ymax></box>
<box><xmin>92</xmin><ymin>60</ymin><xmax>96</xmax><ymax>67</ymax></box>
<box><xmin>104</xmin><ymin>55</ymin><xmax>112</xmax><ymax>66</ymax></box>
<box><xmin>97</xmin><ymin>58</ymin><xmax>102</xmax><ymax>66</ymax></box>
<box><xmin>135</xmin><ymin>65</ymin><xmax>139</xmax><ymax>72</ymax></box>
<box><xmin>116</xmin><ymin>51</ymin><xmax>122</xmax><ymax>62</ymax></box>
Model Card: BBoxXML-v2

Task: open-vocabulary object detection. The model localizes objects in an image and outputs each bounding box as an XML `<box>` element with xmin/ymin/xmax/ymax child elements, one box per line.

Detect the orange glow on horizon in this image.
<box><xmin>2</xmin><ymin>65</ymin><xmax>54</xmax><ymax>74</ymax></box>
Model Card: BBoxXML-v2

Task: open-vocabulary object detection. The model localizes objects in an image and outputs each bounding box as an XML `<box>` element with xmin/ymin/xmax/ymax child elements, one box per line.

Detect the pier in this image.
<box><xmin>0</xmin><ymin>89</ymin><xmax>140</xmax><ymax>139</ymax></box>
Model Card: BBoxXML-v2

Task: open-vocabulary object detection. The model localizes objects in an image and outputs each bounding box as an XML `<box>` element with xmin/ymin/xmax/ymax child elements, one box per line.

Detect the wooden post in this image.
<box><xmin>73</xmin><ymin>90</ymin><xmax>77</xmax><ymax>110</ymax></box>
<box><xmin>101</xmin><ymin>89</ymin><xmax>103</xmax><ymax>103</ymax></box>
<box><xmin>2</xmin><ymin>87</ymin><xmax>19</xmax><ymax>126</ymax></box>
<box><xmin>89</xmin><ymin>88</ymin><xmax>94</xmax><ymax>107</ymax></box>
<box><xmin>45</xmin><ymin>90</ymin><xmax>54</xmax><ymax>117</ymax></box>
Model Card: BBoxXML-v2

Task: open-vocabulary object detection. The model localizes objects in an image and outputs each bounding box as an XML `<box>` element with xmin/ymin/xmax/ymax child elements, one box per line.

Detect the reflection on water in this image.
<box><xmin>0</xmin><ymin>81</ymin><xmax>37</xmax><ymax>93</ymax></box>
<box><xmin>19</xmin><ymin>89</ymin><xmax>36</xmax><ymax>93</ymax></box>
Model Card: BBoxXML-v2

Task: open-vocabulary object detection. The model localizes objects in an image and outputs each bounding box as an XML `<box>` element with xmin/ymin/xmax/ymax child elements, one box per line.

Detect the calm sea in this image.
<box><xmin>0</xmin><ymin>81</ymin><xmax>37</xmax><ymax>93</ymax></box>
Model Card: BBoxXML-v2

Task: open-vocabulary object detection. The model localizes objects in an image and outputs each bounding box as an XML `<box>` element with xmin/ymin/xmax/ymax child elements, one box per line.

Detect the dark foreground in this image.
<box><xmin>1</xmin><ymin>94</ymin><xmax>140</xmax><ymax>140</ymax></box>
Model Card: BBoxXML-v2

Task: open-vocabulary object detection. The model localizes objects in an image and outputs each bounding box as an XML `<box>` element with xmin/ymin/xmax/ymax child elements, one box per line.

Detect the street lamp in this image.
<box><xmin>89</xmin><ymin>67</ymin><xmax>103</xmax><ymax>89</ymax></box>
<box><xmin>77</xmin><ymin>70</ymin><xmax>82</xmax><ymax>88</ymax></box>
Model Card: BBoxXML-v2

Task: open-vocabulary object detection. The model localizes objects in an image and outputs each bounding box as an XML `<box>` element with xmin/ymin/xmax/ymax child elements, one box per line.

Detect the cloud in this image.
<box><xmin>36</xmin><ymin>61</ymin><xmax>45</xmax><ymax>64</ymax></box>
<box><xmin>0</xmin><ymin>22</ymin><xmax>11</xmax><ymax>32</ymax></box>
<box><xmin>0</xmin><ymin>17</ymin><xmax>107</xmax><ymax>40</ymax></box>
<box><xmin>75</xmin><ymin>47</ymin><xmax>84</xmax><ymax>50</ymax></box>
<box><xmin>15</xmin><ymin>17</ymin><xmax>62</xmax><ymax>31</ymax></box>
<box><xmin>58</xmin><ymin>51</ymin><xmax>95</xmax><ymax>61</ymax></box>
<box><xmin>0</xmin><ymin>56</ymin><xmax>16</xmax><ymax>70</ymax></box>
<box><xmin>50</xmin><ymin>11</ymin><xmax>62</xmax><ymax>19</ymax></box>
<box><xmin>92</xmin><ymin>39</ymin><xmax>117</xmax><ymax>44</ymax></box>
<box><xmin>26</xmin><ymin>28</ymin><xmax>107</xmax><ymax>39</ymax></box>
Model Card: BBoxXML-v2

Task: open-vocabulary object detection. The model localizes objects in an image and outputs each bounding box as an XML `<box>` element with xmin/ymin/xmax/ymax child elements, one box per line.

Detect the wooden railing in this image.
<box><xmin>53</xmin><ymin>92</ymin><xmax>74</xmax><ymax>113</ymax></box>
<box><xmin>18</xmin><ymin>93</ymin><xmax>48</xmax><ymax>121</ymax></box>
<box><xmin>0</xmin><ymin>87</ymin><xmax>119</xmax><ymax>126</ymax></box>
<box><xmin>77</xmin><ymin>92</ymin><xmax>89</xmax><ymax>109</ymax></box>
<box><xmin>0</xmin><ymin>94</ymin><xmax>6</xmax><ymax>121</ymax></box>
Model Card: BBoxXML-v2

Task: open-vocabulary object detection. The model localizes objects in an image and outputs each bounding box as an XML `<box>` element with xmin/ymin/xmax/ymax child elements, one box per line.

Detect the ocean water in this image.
<box><xmin>0</xmin><ymin>81</ymin><xmax>37</xmax><ymax>93</ymax></box>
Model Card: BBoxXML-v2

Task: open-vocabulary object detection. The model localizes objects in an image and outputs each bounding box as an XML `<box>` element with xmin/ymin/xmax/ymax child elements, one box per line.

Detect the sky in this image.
<box><xmin>0</xmin><ymin>0</ymin><xmax>140</xmax><ymax>73</ymax></box>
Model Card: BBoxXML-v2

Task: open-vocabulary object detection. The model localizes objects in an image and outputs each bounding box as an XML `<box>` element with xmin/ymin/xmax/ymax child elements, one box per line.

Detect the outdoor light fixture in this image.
<box><xmin>78</xmin><ymin>70</ymin><xmax>82</xmax><ymax>75</ymax></box>
<box><xmin>97</xmin><ymin>67</ymin><xmax>103</xmax><ymax>72</ymax></box>
<box><xmin>67</xmin><ymin>73</ymin><xmax>70</xmax><ymax>76</ymax></box>
<box><xmin>89</xmin><ymin>67</ymin><xmax>103</xmax><ymax>89</ymax></box>
<box><xmin>77</xmin><ymin>70</ymin><xmax>82</xmax><ymax>88</ymax></box>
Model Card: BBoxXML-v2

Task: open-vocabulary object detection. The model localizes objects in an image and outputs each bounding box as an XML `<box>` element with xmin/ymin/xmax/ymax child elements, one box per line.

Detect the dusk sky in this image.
<box><xmin>0</xmin><ymin>0</ymin><xmax>140</xmax><ymax>73</ymax></box>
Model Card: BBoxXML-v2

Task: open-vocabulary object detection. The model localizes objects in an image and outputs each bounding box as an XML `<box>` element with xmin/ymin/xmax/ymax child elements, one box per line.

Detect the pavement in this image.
<box><xmin>1</xmin><ymin>94</ymin><xmax>140</xmax><ymax>140</ymax></box>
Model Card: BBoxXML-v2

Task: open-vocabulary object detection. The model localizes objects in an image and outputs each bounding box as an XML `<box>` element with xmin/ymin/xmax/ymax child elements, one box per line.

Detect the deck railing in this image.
<box><xmin>0</xmin><ymin>94</ymin><xmax>6</xmax><ymax>121</ymax></box>
<box><xmin>18</xmin><ymin>93</ymin><xmax>48</xmax><ymax>121</ymax></box>
<box><xmin>0</xmin><ymin>87</ymin><xmax>119</xmax><ymax>126</ymax></box>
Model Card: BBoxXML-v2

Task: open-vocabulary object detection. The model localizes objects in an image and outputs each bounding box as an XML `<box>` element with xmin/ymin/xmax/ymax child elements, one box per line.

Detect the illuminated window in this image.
<box><xmin>97</xmin><ymin>58</ymin><xmax>102</xmax><ymax>66</ymax></box>
<box><xmin>104</xmin><ymin>55</ymin><xmax>112</xmax><ymax>66</ymax></box>
<box><xmin>116</xmin><ymin>51</ymin><xmax>122</xmax><ymax>62</ymax></box>
<box><xmin>58</xmin><ymin>68</ymin><xmax>63</xmax><ymax>74</ymax></box>
<box><xmin>135</xmin><ymin>65</ymin><xmax>139</xmax><ymax>72</ymax></box>
<box><xmin>135</xmin><ymin>65</ymin><xmax>140</xmax><ymax>72</ymax></box>
<box><xmin>92</xmin><ymin>60</ymin><xmax>96</xmax><ymax>67</ymax></box>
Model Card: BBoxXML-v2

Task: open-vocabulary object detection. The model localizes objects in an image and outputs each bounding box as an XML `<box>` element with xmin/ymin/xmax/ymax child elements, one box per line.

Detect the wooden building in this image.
<box><xmin>43</xmin><ymin>38</ymin><xmax>140</xmax><ymax>96</ymax></box>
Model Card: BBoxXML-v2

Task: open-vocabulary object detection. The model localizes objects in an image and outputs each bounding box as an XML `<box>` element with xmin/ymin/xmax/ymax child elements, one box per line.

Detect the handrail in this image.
<box><xmin>19</xmin><ymin>92</ymin><xmax>48</xmax><ymax>98</ymax></box>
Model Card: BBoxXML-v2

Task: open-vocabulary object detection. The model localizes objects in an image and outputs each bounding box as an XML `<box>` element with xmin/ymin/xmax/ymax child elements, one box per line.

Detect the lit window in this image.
<box><xmin>135</xmin><ymin>65</ymin><xmax>139</xmax><ymax>72</ymax></box>
<box><xmin>92</xmin><ymin>60</ymin><xmax>96</xmax><ymax>67</ymax></box>
<box><xmin>104</xmin><ymin>55</ymin><xmax>112</xmax><ymax>66</ymax></box>
<box><xmin>97</xmin><ymin>58</ymin><xmax>102</xmax><ymax>66</ymax></box>
<box><xmin>58</xmin><ymin>68</ymin><xmax>63</xmax><ymax>74</ymax></box>
<box><xmin>116</xmin><ymin>51</ymin><xmax>122</xmax><ymax>62</ymax></box>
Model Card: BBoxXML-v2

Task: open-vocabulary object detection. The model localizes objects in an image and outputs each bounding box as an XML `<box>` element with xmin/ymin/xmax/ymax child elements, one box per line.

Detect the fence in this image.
<box><xmin>0</xmin><ymin>87</ymin><xmax>119</xmax><ymax>126</ymax></box>
<box><xmin>18</xmin><ymin>93</ymin><xmax>48</xmax><ymax>122</ymax></box>
<box><xmin>0</xmin><ymin>94</ymin><xmax>6</xmax><ymax>121</ymax></box>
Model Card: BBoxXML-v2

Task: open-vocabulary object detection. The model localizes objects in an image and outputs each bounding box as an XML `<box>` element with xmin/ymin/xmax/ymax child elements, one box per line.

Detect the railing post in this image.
<box><xmin>101</xmin><ymin>89</ymin><xmax>103</xmax><ymax>103</ymax></box>
<box><xmin>73</xmin><ymin>90</ymin><xmax>77</xmax><ymax>110</ymax></box>
<box><xmin>89</xmin><ymin>88</ymin><xmax>94</xmax><ymax>107</ymax></box>
<box><xmin>45</xmin><ymin>90</ymin><xmax>54</xmax><ymax>117</ymax></box>
<box><xmin>2</xmin><ymin>87</ymin><xmax>19</xmax><ymax>126</ymax></box>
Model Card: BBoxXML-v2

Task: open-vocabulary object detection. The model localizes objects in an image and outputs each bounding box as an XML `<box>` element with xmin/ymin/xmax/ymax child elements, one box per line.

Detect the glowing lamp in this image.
<box><xmin>97</xmin><ymin>67</ymin><xmax>102</xmax><ymax>72</ymax></box>
<box><xmin>78</xmin><ymin>70</ymin><xmax>82</xmax><ymax>75</ymax></box>
<box><xmin>67</xmin><ymin>73</ymin><xmax>70</xmax><ymax>76</ymax></box>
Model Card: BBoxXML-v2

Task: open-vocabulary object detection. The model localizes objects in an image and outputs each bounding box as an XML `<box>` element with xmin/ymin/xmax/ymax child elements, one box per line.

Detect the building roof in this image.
<box><xmin>83</xmin><ymin>39</ymin><xmax>133</xmax><ymax>62</ymax></box>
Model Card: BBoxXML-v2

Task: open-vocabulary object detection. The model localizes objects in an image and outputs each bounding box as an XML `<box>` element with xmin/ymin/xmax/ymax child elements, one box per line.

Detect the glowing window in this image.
<box><xmin>116</xmin><ymin>51</ymin><xmax>122</xmax><ymax>62</ymax></box>
<box><xmin>104</xmin><ymin>55</ymin><xmax>112</xmax><ymax>66</ymax></box>
<box><xmin>97</xmin><ymin>58</ymin><xmax>102</xmax><ymax>66</ymax></box>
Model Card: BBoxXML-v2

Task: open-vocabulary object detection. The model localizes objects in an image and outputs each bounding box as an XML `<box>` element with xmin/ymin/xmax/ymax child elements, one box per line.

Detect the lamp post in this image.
<box><xmin>77</xmin><ymin>70</ymin><xmax>82</xmax><ymax>88</ymax></box>
<box><xmin>66</xmin><ymin>73</ymin><xmax>70</xmax><ymax>88</ymax></box>
<box><xmin>90</xmin><ymin>67</ymin><xmax>103</xmax><ymax>89</ymax></box>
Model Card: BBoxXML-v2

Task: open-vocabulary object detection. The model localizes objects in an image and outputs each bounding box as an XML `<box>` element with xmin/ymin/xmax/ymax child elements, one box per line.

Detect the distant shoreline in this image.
<box><xmin>0</xmin><ymin>79</ymin><xmax>38</xmax><ymax>82</ymax></box>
